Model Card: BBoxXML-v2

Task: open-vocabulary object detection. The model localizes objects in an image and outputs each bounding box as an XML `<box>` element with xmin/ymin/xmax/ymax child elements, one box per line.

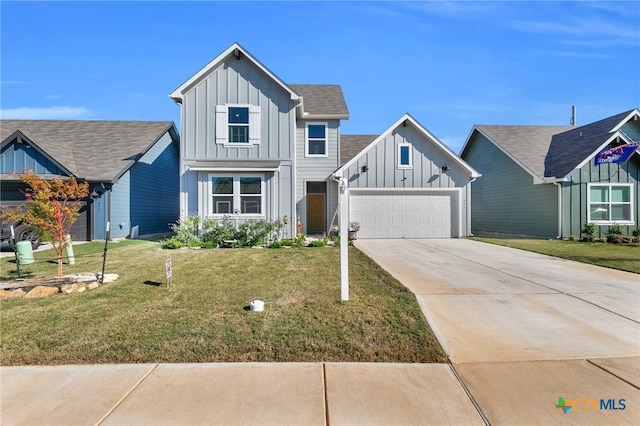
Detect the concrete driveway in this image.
<box><xmin>356</xmin><ymin>239</ymin><xmax>640</xmax><ymax>424</ymax></box>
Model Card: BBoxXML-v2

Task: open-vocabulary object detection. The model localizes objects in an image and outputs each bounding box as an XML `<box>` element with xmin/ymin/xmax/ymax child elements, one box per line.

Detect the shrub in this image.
<box><xmin>161</xmin><ymin>237</ymin><xmax>183</xmax><ymax>249</ymax></box>
<box><xmin>236</xmin><ymin>219</ymin><xmax>284</xmax><ymax>247</ymax></box>
<box><xmin>308</xmin><ymin>240</ymin><xmax>325</xmax><ymax>247</ymax></box>
<box><xmin>280</xmin><ymin>239</ymin><xmax>294</xmax><ymax>247</ymax></box>
<box><xmin>606</xmin><ymin>224</ymin><xmax>627</xmax><ymax>244</ymax></box>
<box><xmin>268</xmin><ymin>241</ymin><xmax>283</xmax><ymax>249</ymax></box>
<box><xmin>632</xmin><ymin>227</ymin><xmax>640</xmax><ymax>238</ymax></box>
<box><xmin>201</xmin><ymin>217</ymin><xmax>236</xmax><ymax>247</ymax></box>
<box><xmin>581</xmin><ymin>222</ymin><xmax>598</xmax><ymax>242</ymax></box>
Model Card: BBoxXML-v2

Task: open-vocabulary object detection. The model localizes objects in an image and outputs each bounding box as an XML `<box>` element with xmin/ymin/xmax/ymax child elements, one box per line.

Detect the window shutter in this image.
<box><xmin>215</xmin><ymin>105</ymin><xmax>227</xmax><ymax>144</ymax></box>
<box><xmin>249</xmin><ymin>106</ymin><xmax>261</xmax><ymax>144</ymax></box>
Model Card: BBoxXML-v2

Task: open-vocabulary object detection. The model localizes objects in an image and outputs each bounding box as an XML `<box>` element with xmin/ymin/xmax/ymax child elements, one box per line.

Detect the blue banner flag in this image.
<box><xmin>594</xmin><ymin>142</ymin><xmax>639</xmax><ymax>166</ymax></box>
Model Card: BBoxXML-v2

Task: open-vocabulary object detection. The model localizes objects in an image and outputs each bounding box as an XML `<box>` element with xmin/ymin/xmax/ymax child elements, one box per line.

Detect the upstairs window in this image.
<box><xmin>228</xmin><ymin>107</ymin><xmax>249</xmax><ymax>143</ymax></box>
<box><xmin>306</xmin><ymin>123</ymin><xmax>327</xmax><ymax>157</ymax></box>
<box><xmin>588</xmin><ymin>183</ymin><xmax>633</xmax><ymax>224</ymax></box>
<box><xmin>215</xmin><ymin>105</ymin><xmax>260</xmax><ymax>146</ymax></box>
<box><xmin>397</xmin><ymin>143</ymin><xmax>412</xmax><ymax>169</ymax></box>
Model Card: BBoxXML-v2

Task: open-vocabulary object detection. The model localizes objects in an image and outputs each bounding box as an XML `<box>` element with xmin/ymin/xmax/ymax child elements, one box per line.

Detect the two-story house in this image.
<box><xmin>169</xmin><ymin>43</ymin><xmax>348</xmax><ymax>237</ymax></box>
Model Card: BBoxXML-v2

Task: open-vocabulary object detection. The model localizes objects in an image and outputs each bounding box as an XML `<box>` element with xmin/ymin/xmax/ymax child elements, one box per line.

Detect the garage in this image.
<box><xmin>350</xmin><ymin>189</ymin><xmax>459</xmax><ymax>238</ymax></box>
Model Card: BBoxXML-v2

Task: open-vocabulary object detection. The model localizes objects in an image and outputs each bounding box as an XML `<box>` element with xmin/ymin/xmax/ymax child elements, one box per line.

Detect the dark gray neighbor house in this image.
<box><xmin>460</xmin><ymin>109</ymin><xmax>640</xmax><ymax>239</ymax></box>
<box><xmin>1</xmin><ymin>120</ymin><xmax>180</xmax><ymax>241</ymax></box>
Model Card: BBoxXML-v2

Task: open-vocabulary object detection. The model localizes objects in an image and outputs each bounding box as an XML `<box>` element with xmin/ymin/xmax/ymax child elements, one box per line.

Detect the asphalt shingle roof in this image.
<box><xmin>340</xmin><ymin>135</ymin><xmax>377</xmax><ymax>166</ymax></box>
<box><xmin>475</xmin><ymin>125</ymin><xmax>571</xmax><ymax>179</ymax></box>
<box><xmin>1</xmin><ymin>120</ymin><xmax>176</xmax><ymax>182</ymax></box>
<box><xmin>289</xmin><ymin>84</ymin><xmax>349</xmax><ymax>118</ymax></box>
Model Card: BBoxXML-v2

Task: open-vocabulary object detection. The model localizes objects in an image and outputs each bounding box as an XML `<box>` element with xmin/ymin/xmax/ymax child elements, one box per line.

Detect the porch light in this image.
<box><xmin>441</xmin><ymin>165</ymin><xmax>449</xmax><ymax>174</ymax></box>
<box><xmin>361</xmin><ymin>165</ymin><xmax>369</xmax><ymax>173</ymax></box>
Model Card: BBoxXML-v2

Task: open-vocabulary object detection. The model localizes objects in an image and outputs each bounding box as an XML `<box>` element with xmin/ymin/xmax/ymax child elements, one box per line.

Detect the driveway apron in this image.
<box><xmin>355</xmin><ymin>239</ymin><xmax>640</xmax><ymax>424</ymax></box>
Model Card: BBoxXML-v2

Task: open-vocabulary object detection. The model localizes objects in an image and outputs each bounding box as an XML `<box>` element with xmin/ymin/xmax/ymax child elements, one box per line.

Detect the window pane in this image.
<box><xmin>228</xmin><ymin>107</ymin><xmax>249</xmax><ymax>124</ymax></box>
<box><xmin>400</xmin><ymin>146</ymin><xmax>410</xmax><ymax>165</ymax></box>
<box><xmin>611</xmin><ymin>205</ymin><xmax>630</xmax><ymax>221</ymax></box>
<box><xmin>307</xmin><ymin>181</ymin><xmax>327</xmax><ymax>194</ymax></box>
<box><xmin>212</xmin><ymin>177</ymin><xmax>233</xmax><ymax>194</ymax></box>
<box><xmin>240</xmin><ymin>177</ymin><xmax>261</xmax><ymax>194</ymax></box>
<box><xmin>213</xmin><ymin>197</ymin><xmax>233</xmax><ymax>214</ymax></box>
<box><xmin>308</xmin><ymin>125</ymin><xmax>325</xmax><ymax>139</ymax></box>
<box><xmin>590</xmin><ymin>204</ymin><xmax>609</xmax><ymax>221</ymax></box>
<box><xmin>229</xmin><ymin>126</ymin><xmax>249</xmax><ymax>143</ymax></box>
<box><xmin>241</xmin><ymin>196</ymin><xmax>261</xmax><ymax>214</ymax></box>
<box><xmin>590</xmin><ymin>186</ymin><xmax>608</xmax><ymax>203</ymax></box>
<box><xmin>309</xmin><ymin>140</ymin><xmax>326</xmax><ymax>155</ymax></box>
<box><xmin>611</xmin><ymin>186</ymin><xmax>630</xmax><ymax>203</ymax></box>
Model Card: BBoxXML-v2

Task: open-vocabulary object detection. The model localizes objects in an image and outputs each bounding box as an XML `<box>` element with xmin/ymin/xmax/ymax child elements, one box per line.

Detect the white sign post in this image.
<box><xmin>339</xmin><ymin>178</ymin><xmax>349</xmax><ymax>301</ymax></box>
<box><xmin>166</xmin><ymin>258</ymin><xmax>173</xmax><ymax>288</ymax></box>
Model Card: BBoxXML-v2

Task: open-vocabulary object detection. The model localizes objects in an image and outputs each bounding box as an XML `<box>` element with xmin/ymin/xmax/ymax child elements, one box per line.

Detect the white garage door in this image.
<box><xmin>350</xmin><ymin>190</ymin><xmax>458</xmax><ymax>238</ymax></box>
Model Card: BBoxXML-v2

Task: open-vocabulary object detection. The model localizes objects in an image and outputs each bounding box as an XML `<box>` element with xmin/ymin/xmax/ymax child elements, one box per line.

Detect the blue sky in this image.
<box><xmin>1</xmin><ymin>1</ymin><xmax>639</xmax><ymax>153</ymax></box>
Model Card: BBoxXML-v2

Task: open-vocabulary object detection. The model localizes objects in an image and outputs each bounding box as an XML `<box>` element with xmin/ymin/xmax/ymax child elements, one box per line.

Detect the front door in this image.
<box><xmin>306</xmin><ymin>181</ymin><xmax>327</xmax><ymax>233</ymax></box>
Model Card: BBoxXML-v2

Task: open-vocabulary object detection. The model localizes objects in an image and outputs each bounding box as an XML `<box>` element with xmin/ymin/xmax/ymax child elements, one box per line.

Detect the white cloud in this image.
<box><xmin>0</xmin><ymin>106</ymin><xmax>92</xmax><ymax>120</ymax></box>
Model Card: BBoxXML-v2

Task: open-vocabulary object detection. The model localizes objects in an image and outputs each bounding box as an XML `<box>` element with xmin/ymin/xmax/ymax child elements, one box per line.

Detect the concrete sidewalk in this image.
<box><xmin>1</xmin><ymin>363</ymin><xmax>485</xmax><ymax>425</ymax></box>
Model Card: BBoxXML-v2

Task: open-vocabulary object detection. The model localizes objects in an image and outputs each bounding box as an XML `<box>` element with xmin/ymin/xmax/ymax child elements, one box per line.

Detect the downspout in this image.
<box><xmin>553</xmin><ymin>181</ymin><xmax>562</xmax><ymax>239</ymax></box>
<box><xmin>467</xmin><ymin>177</ymin><xmax>477</xmax><ymax>237</ymax></box>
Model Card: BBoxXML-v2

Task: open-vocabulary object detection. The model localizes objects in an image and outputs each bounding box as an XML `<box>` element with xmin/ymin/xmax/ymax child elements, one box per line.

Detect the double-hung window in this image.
<box><xmin>397</xmin><ymin>143</ymin><xmax>412</xmax><ymax>169</ymax></box>
<box><xmin>588</xmin><ymin>183</ymin><xmax>634</xmax><ymax>224</ymax></box>
<box><xmin>306</xmin><ymin>123</ymin><xmax>327</xmax><ymax>157</ymax></box>
<box><xmin>211</xmin><ymin>175</ymin><xmax>263</xmax><ymax>216</ymax></box>
<box><xmin>215</xmin><ymin>104</ymin><xmax>260</xmax><ymax>146</ymax></box>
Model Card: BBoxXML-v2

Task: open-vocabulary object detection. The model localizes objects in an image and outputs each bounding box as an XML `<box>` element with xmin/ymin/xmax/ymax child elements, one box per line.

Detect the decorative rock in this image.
<box><xmin>24</xmin><ymin>286</ymin><xmax>59</xmax><ymax>298</ymax></box>
<box><xmin>99</xmin><ymin>273</ymin><xmax>119</xmax><ymax>283</ymax></box>
<box><xmin>60</xmin><ymin>284</ymin><xmax>74</xmax><ymax>294</ymax></box>
<box><xmin>0</xmin><ymin>289</ymin><xmax>26</xmax><ymax>299</ymax></box>
<box><xmin>72</xmin><ymin>282</ymin><xmax>87</xmax><ymax>293</ymax></box>
<box><xmin>64</xmin><ymin>273</ymin><xmax>99</xmax><ymax>283</ymax></box>
<box><xmin>87</xmin><ymin>282</ymin><xmax>99</xmax><ymax>290</ymax></box>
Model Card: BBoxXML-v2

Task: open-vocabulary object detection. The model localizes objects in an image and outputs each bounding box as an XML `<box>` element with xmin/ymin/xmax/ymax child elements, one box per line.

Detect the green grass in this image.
<box><xmin>472</xmin><ymin>237</ymin><xmax>640</xmax><ymax>274</ymax></box>
<box><xmin>0</xmin><ymin>241</ymin><xmax>447</xmax><ymax>365</ymax></box>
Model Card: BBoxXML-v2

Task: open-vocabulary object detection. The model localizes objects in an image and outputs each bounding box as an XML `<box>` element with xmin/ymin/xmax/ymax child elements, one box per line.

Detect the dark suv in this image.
<box><xmin>0</xmin><ymin>210</ymin><xmax>41</xmax><ymax>250</ymax></box>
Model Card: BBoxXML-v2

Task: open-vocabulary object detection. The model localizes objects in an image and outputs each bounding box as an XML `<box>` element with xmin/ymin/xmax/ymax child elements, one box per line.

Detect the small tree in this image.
<box><xmin>4</xmin><ymin>171</ymin><xmax>89</xmax><ymax>277</ymax></box>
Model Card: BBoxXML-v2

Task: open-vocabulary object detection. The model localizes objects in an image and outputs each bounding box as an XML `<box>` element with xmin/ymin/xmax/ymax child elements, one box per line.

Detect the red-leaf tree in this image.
<box><xmin>5</xmin><ymin>171</ymin><xmax>89</xmax><ymax>277</ymax></box>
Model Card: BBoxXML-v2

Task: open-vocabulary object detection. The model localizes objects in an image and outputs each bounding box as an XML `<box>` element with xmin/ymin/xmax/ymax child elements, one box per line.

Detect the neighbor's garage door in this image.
<box><xmin>349</xmin><ymin>190</ymin><xmax>458</xmax><ymax>238</ymax></box>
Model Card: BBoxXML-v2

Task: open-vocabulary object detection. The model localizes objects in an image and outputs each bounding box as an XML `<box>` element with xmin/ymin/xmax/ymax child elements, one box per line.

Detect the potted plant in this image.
<box><xmin>348</xmin><ymin>222</ymin><xmax>360</xmax><ymax>240</ymax></box>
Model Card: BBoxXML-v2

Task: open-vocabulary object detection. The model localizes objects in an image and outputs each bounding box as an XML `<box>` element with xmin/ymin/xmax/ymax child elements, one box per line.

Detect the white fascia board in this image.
<box><xmin>188</xmin><ymin>166</ymin><xmax>281</xmax><ymax>172</ymax></box>
<box><xmin>349</xmin><ymin>187</ymin><xmax>462</xmax><ymax>194</ymax></box>
<box><xmin>473</xmin><ymin>127</ymin><xmax>544</xmax><ymax>184</ymax></box>
<box><xmin>610</xmin><ymin>109</ymin><xmax>640</xmax><ymax>133</ymax></box>
<box><xmin>572</xmin><ymin>132</ymin><xmax>625</xmax><ymax>174</ymax></box>
<box><xmin>169</xmin><ymin>43</ymin><xmax>301</xmax><ymax>104</ymax></box>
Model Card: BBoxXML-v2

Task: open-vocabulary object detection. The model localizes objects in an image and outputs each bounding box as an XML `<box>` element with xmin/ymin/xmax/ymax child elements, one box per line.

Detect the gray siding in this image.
<box><xmin>463</xmin><ymin>132</ymin><xmax>558</xmax><ymax>237</ymax></box>
<box><xmin>343</xmin><ymin>125</ymin><xmax>469</xmax><ymax>189</ymax></box>
<box><xmin>130</xmin><ymin>131</ymin><xmax>180</xmax><ymax>237</ymax></box>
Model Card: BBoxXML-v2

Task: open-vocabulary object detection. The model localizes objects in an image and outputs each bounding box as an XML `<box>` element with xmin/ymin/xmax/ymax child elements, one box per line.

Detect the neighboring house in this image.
<box><xmin>169</xmin><ymin>43</ymin><xmax>349</xmax><ymax>237</ymax></box>
<box><xmin>460</xmin><ymin>109</ymin><xmax>640</xmax><ymax>239</ymax></box>
<box><xmin>336</xmin><ymin>114</ymin><xmax>481</xmax><ymax>238</ymax></box>
<box><xmin>0</xmin><ymin>120</ymin><xmax>180</xmax><ymax>240</ymax></box>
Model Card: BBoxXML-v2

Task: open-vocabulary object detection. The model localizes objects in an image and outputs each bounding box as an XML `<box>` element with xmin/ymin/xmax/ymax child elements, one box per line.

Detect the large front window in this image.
<box><xmin>588</xmin><ymin>183</ymin><xmax>633</xmax><ymax>224</ymax></box>
<box><xmin>211</xmin><ymin>175</ymin><xmax>263</xmax><ymax>215</ymax></box>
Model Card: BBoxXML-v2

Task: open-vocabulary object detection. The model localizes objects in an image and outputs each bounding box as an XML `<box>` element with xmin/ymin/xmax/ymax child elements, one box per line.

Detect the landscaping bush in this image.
<box><xmin>235</xmin><ymin>219</ymin><xmax>283</xmax><ymax>247</ymax></box>
<box><xmin>201</xmin><ymin>217</ymin><xmax>236</xmax><ymax>247</ymax></box>
<box><xmin>606</xmin><ymin>224</ymin><xmax>627</xmax><ymax>244</ymax></box>
<box><xmin>308</xmin><ymin>240</ymin><xmax>325</xmax><ymax>247</ymax></box>
<box><xmin>581</xmin><ymin>222</ymin><xmax>598</xmax><ymax>242</ymax></box>
<box><xmin>161</xmin><ymin>237</ymin><xmax>183</xmax><ymax>249</ymax></box>
<box><xmin>268</xmin><ymin>241</ymin><xmax>283</xmax><ymax>249</ymax></box>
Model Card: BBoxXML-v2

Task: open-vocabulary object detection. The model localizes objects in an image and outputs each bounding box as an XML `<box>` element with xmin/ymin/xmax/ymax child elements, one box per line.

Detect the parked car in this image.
<box><xmin>0</xmin><ymin>210</ymin><xmax>41</xmax><ymax>250</ymax></box>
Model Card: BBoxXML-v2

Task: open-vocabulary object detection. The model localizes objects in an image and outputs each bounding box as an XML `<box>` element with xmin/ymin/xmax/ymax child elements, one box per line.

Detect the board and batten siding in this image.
<box><xmin>463</xmin><ymin>132</ymin><xmax>558</xmax><ymax>237</ymax></box>
<box><xmin>179</xmin><ymin>54</ymin><xmax>297</xmax><ymax>225</ymax></box>
<box><xmin>1</xmin><ymin>141</ymin><xmax>67</xmax><ymax>176</ymax></box>
<box><xmin>109</xmin><ymin>170</ymin><xmax>131</xmax><ymax>239</ymax></box>
<box><xmin>343</xmin><ymin>126</ymin><xmax>469</xmax><ymax>190</ymax></box>
<box><xmin>296</xmin><ymin>120</ymin><xmax>340</xmax><ymax>232</ymax></box>
<box><xmin>562</xmin><ymin>154</ymin><xmax>640</xmax><ymax>238</ymax></box>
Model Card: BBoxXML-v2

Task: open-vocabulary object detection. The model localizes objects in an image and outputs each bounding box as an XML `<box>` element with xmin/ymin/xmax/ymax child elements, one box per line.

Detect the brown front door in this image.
<box><xmin>307</xmin><ymin>194</ymin><xmax>325</xmax><ymax>233</ymax></box>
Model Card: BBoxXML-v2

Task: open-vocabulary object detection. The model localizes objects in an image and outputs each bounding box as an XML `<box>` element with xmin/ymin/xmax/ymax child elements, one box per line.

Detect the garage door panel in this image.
<box><xmin>350</xmin><ymin>191</ymin><xmax>457</xmax><ymax>239</ymax></box>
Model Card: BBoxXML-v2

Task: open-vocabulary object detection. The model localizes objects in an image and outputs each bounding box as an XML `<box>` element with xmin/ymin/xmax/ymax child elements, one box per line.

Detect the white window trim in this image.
<box><xmin>587</xmin><ymin>183</ymin><xmax>634</xmax><ymax>225</ymax></box>
<box><xmin>397</xmin><ymin>143</ymin><xmax>413</xmax><ymax>169</ymax></box>
<box><xmin>305</xmin><ymin>122</ymin><xmax>328</xmax><ymax>158</ymax></box>
<box><xmin>215</xmin><ymin>104</ymin><xmax>261</xmax><ymax>147</ymax></box>
<box><xmin>208</xmin><ymin>173</ymin><xmax>265</xmax><ymax>218</ymax></box>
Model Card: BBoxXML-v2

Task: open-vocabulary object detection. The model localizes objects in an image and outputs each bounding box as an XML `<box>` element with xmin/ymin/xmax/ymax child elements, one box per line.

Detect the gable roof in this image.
<box><xmin>1</xmin><ymin>120</ymin><xmax>177</xmax><ymax>183</ymax></box>
<box><xmin>470</xmin><ymin>125</ymin><xmax>571</xmax><ymax>181</ymax></box>
<box><xmin>169</xmin><ymin>42</ymin><xmax>300</xmax><ymax>104</ymax></box>
<box><xmin>340</xmin><ymin>135</ymin><xmax>377</xmax><ymax>166</ymax></box>
<box><xmin>336</xmin><ymin>114</ymin><xmax>480</xmax><ymax>178</ymax></box>
<box><xmin>545</xmin><ymin>109</ymin><xmax>638</xmax><ymax>178</ymax></box>
<box><xmin>461</xmin><ymin>109</ymin><xmax>639</xmax><ymax>182</ymax></box>
<box><xmin>289</xmin><ymin>84</ymin><xmax>349</xmax><ymax>119</ymax></box>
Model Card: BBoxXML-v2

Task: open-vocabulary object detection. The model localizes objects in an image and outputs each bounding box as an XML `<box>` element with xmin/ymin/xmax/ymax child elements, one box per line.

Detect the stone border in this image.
<box><xmin>0</xmin><ymin>273</ymin><xmax>119</xmax><ymax>299</ymax></box>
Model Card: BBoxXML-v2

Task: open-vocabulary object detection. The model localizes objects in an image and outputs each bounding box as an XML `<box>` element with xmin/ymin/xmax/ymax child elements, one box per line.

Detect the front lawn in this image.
<box><xmin>0</xmin><ymin>241</ymin><xmax>446</xmax><ymax>365</ymax></box>
<box><xmin>472</xmin><ymin>237</ymin><xmax>640</xmax><ymax>274</ymax></box>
